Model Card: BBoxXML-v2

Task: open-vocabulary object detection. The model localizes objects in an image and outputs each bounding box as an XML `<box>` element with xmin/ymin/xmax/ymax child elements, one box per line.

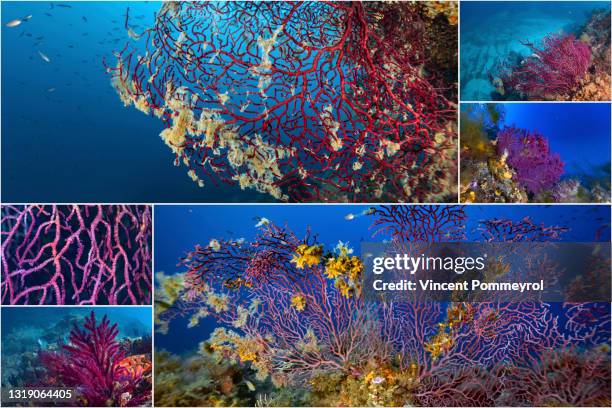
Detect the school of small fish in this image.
<box><xmin>4</xmin><ymin>2</ymin><xmax>150</xmax><ymax>96</ymax></box>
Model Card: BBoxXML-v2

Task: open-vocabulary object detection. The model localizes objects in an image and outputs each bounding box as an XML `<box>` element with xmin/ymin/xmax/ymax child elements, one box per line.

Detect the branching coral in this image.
<box><xmin>478</xmin><ymin>216</ymin><xmax>569</xmax><ymax>242</ymax></box>
<box><xmin>107</xmin><ymin>1</ymin><xmax>457</xmax><ymax>202</ymax></box>
<box><xmin>502</xmin><ymin>348</ymin><xmax>611</xmax><ymax>407</ymax></box>
<box><xmin>39</xmin><ymin>312</ymin><xmax>152</xmax><ymax>407</ymax></box>
<box><xmin>370</xmin><ymin>205</ymin><xmax>467</xmax><ymax>243</ymax></box>
<box><xmin>1</xmin><ymin>205</ymin><xmax>152</xmax><ymax>305</ymax></box>
<box><xmin>155</xmin><ymin>206</ymin><xmax>610</xmax><ymax>406</ymax></box>
<box><xmin>500</xmin><ymin>34</ymin><xmax>591</xmax><ymax>99</ymax></box>
<box><xmin>495</xmin><ymin>126</ymin><xmax>564</xmax><ymax>194</ymax></box>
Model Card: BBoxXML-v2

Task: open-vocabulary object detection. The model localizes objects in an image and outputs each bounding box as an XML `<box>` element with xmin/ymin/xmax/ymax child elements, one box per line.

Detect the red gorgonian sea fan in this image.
<box><xmin>501</xmin><ymin>34</ymin><xmax>591</xmax><ymax>99</ymax></box>
<box><xmin>1</xmin><ymin>205</ymin><xmax>152</xmax><ymax>305</ymax></box>
<box><xmin>38</xmin><ymin>312</ymin><xmax>151</xmax><ymax>407</ymax></box>
<box><xmin>107</xmin><ymin>1</ymin><xmax>457</xmax><ymax>202</ymax></box>
<box><xmin>156</xmin><ymin>207</ymin><xmax>610</xmax><ymax>406</ymax></box>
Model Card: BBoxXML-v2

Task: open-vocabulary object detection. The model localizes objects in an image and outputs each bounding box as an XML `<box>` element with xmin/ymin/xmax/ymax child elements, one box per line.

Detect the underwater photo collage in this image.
<box><xmin>0</xmin><ymin>1</ymin><xmax>611</xmax><ymax>408</ymax></box>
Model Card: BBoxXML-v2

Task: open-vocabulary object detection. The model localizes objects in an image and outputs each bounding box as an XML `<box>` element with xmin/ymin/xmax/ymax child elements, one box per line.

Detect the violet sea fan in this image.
<box><xmin>501</xmin><ymin>34</ymin><xmax>591</xmax><ymax>98</ymax></box>
<box><xmin>39</xmin><ymin>312</ymin><xmax>149</xmax><ymax>407</ymax></box>
<box><xmin>496</xmin><ymin>126</ymin><xmax>564</xmax><ymax>194</ymax></box>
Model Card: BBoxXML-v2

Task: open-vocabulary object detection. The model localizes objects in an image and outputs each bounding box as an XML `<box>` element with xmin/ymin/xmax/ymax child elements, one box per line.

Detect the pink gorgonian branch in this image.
<box><xmin>495</xmin><ymin>126</ymin><xmax>565</xmax><ymax>194</ymax></box>
<box><xmin>501</xmin><ymin>34</ymin><xmax>591</xmax><ymax>99</ymax></box>
<box><xmin>39</xmin><ymin>311</ymin><xmax>151</xmax><ymax>407</ymax></box>
<box><xmin>1</xmin><ymin>205</ymin><xmax>152</xmax><ymax>305</ymax></box>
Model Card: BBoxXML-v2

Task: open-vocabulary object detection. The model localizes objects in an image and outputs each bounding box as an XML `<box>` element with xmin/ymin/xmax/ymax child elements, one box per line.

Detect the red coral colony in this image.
<box><xmin>107</xmin><ymin>1</ymin><xmax>458</xmax><ymax>202</ymax></box>
<box><xmin>38</xmin><ymin>312</ymin><xmax>152</xmax><ymax>407</ymax></box>
<box><xmin>493</xmin><ymin>6</ymin><xmax>612</xmax><ymax>102</ymax></box>
<box><xmin>500</xmin><ymin>34</ymin><xmax>591</xmax><ymax>99</ymax></box>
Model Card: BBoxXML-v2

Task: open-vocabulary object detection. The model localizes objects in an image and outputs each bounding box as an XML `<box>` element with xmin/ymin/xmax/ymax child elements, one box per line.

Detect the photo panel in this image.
<box><xmin>460</xmin><ymin>103</ymin><xmax>611</xmax><ymax>203</ymax></box>
<box><xmin>0</xmin><ymin>1</ymin><xmax>611</xmax><ymax>407</ymax></box>
<box><xmin>1</xmin><ymin>306</ymin><xmax>153</xmax><ymax>407</ymax></box>
<box><xmin>1</xmin><ymin>205</ymin><xmax>152</xmax><ymax>305</ymax></box>
<box><xmin>460</xmin><ymin>1</ymin><xmax>611</xmax><ymax>101</ymax></box>
<box><xmin>2</xmin><ymin>1</ymin><xmax>458</xmax><ymax>203</ymax></box>
<box><xmin>153</xmin><ymin>204</ymin><xmax>611</xmax><ymax>407</ymax></box>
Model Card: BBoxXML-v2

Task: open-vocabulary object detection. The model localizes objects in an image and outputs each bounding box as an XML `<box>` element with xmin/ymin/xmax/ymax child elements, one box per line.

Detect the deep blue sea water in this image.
<box><xmin>1</xmin><ymin>1</ymin><xmax>271</xmax><ymax>202</ymax></box>
<box><xmin>154</xmin><ymin>204</ymin><xmax>612</xmax><ymax>354</ymax></box>
<box><xmin>460</xmin><ymin>1</ymin><xmax>611</xmax><ymax>100</ymax></box>
<box><xmin>1</xmin><ymin>306</ymin><xmax>152</xmax><ymax>338</ymax></box>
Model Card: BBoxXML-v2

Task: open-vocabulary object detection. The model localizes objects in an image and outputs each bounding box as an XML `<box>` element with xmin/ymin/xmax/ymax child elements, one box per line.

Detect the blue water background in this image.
<box><xmin>460</xmin><ymin>1</ymin><xmax>611</xmax><ymax>100</ymax></box>
<box><xmin>1</xmin><ymin>306</ymin><xmax>152</xmax><ymax>337</ymax></box>
<box><xmin>1</xmin><ymin>1</ymin><xmax>271</xmax><ymax>202</ymax></box>
<box><xmin>154</xmin><ymin>204</ymin><xmax>612</xmax><ymax>354</ymax></box>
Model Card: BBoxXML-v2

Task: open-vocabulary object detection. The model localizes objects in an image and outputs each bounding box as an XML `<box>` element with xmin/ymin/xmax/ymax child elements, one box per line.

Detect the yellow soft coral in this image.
<box><xmin>346</xmin><ymin>256</ymin><xmax>364</xmax><ymax>281</ymax></box>
<box><xmin>334</xmin><ymin>278</ymin><xmax>352</xmax><ymax>299</ymax></box>
<box><xmin>425</xmin><ymin>303</ymin><xmax>474</xmax><ymax>360</ymax></box>
<box><xmin>291</xmin><ymin>294</ymin><xmax>307</xmax><ymax>311</ymax></box>
<box><xmin>237</xmin><ymin>347</ymin><xmax>257</xmax><ymax>362</ymax></box>
<box><xmin>424</xmin><ymin>331</ymin><xmax>453</xmax><ymax>361</ymax></box>
<box><xmin>325</xmin><ymin>255</ymin><xmax>364</xmax><ymax>281</ymax></box>
<box><xmin>205</xmin><ymin>292</ymin><xmax>230</xmax><ymax>313</ymax></box>
<box><xmin>291</xmin><ymin>244</ymin><xmax>323</xmax><ymax>269</ymax></box>
<box><xmin>324</xmin><ymin>257</ymin><xmax>344</xmax><ymax>279</ymax></box>
<box><xmin>334</xmin><ymin>241</ymin><xmax>353</xmax><ymax>256</ymax></box>
<box><xmin>209</xmin><ymin>328</ymin><xmax>264</xmax><ymax>364</ymax></box>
